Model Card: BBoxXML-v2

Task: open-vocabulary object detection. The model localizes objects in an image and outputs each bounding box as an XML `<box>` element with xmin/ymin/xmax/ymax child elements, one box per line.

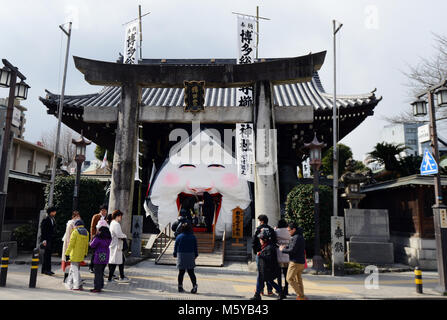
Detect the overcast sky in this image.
<box><xmin>1</xmin><ymin>0</ymin><xmax>446</xmax><ymax>161</ymax></box>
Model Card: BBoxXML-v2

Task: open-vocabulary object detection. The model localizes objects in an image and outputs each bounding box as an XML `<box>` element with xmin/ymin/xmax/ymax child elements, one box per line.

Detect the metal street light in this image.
<box><xmin>435</xmin><ymin>86</ymin><xmax>447</xmax><ymax>107</ymax></box>
<box><xmin>304</xmin><ymin>133</ymin><xmax>326</xmax><ymax>273</ymax></box>
<box><xmin>412</xmin><ymin>78</ymin><xmax>447</xmax><ymax>295</ymax></box>
<box><xmin>14</xmin><ymin>81</ymin><xmax>30</xmax><ymax>100</ymax></box>
<box><xmin>0</xmin><ymin>68</ymin><xmax>11</xmax><ymax>88</ymax></box>
<box><xmin>411</xmin><ymin>99</ymin><xmax>428</xmax><ymax>117</ymax></box>
<box><xmin>71</xmin><ymin>134</ymin><xmax>91</xmax><ymax>211</ymax></box>
<box><xmin>0</xmin><ymin>59</ymin><xmax>28</xmax><ymax>240</ymax></box>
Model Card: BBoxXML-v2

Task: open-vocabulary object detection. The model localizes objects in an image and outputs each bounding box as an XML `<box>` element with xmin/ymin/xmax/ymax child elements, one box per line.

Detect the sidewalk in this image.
<box><xmin>1</xmin><ymin>257</ymin><xmax>446</xmax><ymax>300</ymax></box>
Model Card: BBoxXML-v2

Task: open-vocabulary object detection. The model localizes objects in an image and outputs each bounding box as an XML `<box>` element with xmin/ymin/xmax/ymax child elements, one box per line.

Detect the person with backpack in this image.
<box><xmin>251</xmin><ymin>228</ymin><xmax>285</xmax><ymax>300</ymax></box>
<box><xmin>64</xmin><ymin>220</ymin><xmax>89</xmax><ymax>290</ymax></box>
<box><xmin>252</xmin><ymin>214</ymin><xmax>277</xmax><ymax>296</ymax></box>
<box><xmin>89</xmin><ymin>220</ymin><xmax>112</xmax><ymax>293</ymax></box>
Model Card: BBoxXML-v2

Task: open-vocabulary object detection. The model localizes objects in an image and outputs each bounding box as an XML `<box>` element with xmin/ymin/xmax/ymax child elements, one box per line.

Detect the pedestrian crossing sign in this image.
<box><xmin>420</xmin><ymin>148</ymin><xmax>438</xmax><ymax>175</ymax></box>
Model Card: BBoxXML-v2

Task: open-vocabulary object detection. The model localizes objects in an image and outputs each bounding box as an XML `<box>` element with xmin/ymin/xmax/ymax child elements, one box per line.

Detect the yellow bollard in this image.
<box><xmin>415</xmin><ymin>267</ymin><xmax>423</xmax><ymax>294</ymax></box>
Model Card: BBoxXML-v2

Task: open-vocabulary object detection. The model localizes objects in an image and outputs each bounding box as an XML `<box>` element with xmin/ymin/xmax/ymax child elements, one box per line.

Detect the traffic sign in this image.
<box><xmin>420</xmin><ymin>148</ymin><xmax>438</xmax><ymax>175</ymax></box>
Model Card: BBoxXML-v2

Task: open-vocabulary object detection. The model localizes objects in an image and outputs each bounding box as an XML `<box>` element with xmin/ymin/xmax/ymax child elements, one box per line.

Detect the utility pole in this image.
<box><xmin>331</xmin><ymin>20</ymin><xmax>344</xmax><ymax>277</ymax></box>
<box><xmin>332</xmin><ymin>19</ymin><xmax>343</xmax><ymax>218</ymax></box>
<box><xmin>48</xmin><ymin>22</ymin><xmax>72</xmax><ymax>207</ymax></box>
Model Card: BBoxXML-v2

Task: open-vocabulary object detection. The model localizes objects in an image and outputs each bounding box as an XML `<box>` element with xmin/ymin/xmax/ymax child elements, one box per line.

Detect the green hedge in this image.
<box><xmin>44</xmin><ymin>176</ymin><xmax>107</xmax><ymax>254</ymax></box>
<box><xmin>284</xmin><ymin>184</ymin><xmax>333</xmax><ymax>257</ymax></box>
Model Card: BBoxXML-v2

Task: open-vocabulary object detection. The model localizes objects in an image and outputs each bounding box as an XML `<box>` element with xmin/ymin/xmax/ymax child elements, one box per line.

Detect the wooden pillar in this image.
<box><xmin>108</xmin><ymin>82</ymin><xmax>140</xmax><ymax>237</ymax></box>
<box><xmin>253</xmin><ymin>81</ymin><xmax>280</xmax><ymax>229</ymax></box>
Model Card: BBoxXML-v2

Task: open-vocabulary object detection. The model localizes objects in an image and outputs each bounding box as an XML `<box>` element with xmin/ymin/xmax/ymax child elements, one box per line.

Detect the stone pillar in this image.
<box><xmin>253</xmin><ymin>81</ymin><xmax>281</xmax><ymax>229</ymax></box>
<box><xmin>108</xmin><ymin>83</ymin><xmax>140</xmax><ymax>237</ymax></box>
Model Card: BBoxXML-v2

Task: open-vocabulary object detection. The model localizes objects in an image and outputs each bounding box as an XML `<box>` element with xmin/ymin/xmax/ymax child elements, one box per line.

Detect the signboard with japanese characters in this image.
<box><xmin>183</xmin><ymin>81</ymin><xmax>205</xmax><ymax>112</ymax></box>
<box><xmin>440</xmin><ymin>209</ymin><xmax>447</xmax><ymax>229</ymax></box>
<box><xmin>123</xmin><ymin>20</ymin><xmax>139</xmax><ymax>64</ymax></box>
<box><xmin>232</xmin><ymin>207</ymin><xmax>244</xmax><ymax>240</ymax></box>
<box><xmin>331</xmin><ymin>216</ymin><xmax>345</xmax><ymax>269</ymax></box>
<box><xmin>236</xmin><ymin>123</ymin><xmax>255</xmax><ymax>182</ymax></box>
<box><xmin>237</xmin><ymin>15</ymin><xmax>256</xmax><ymax>107</ymax></box>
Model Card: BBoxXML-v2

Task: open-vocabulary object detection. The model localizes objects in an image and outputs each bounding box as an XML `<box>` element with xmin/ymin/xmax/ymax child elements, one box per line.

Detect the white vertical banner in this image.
<box><xmin>236</xmin><ymin>123</ymin><xmax>255</xmax><ymax>182</ymax></box>
<box><xmin>237</xmin><ymin>15</ymin><xmax>256</xmax><ymax>106</ymax></box>
<box><xmin>124</xmin><ymin>20</ymin><xmax>140</xmax><ymax>64</ymax></box>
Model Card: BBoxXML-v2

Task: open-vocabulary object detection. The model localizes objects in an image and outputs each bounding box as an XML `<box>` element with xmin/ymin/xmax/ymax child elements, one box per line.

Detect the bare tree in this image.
<box><xmin>39</xmin><ymin>125</ymin><xmax>77</xmax><ymax>167</ymax></box>
<box><xmin>384</xmin><ymin>33</ymin><xmax>447</xmax><ymax>125</ymax></box>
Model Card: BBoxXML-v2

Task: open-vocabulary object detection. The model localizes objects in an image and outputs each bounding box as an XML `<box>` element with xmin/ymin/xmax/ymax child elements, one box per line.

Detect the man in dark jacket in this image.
<box><xmin>252</xmin><ymin>215</ymin><xmax>277</xmax><ymax>295</ymax></box>
<box><xmin>251</xmin><ymin>229</ymin><xmax>285</xmax><ymax>300</ymax></box>
<box><xmin>40</xmin><ymin>207</ymin><xmax>57</xmax><ymax>275</ymax></box>
<box><xmin>279</xmin><ymin>222</ymin><xmax>307</xmax><ymax>300</ymax></box>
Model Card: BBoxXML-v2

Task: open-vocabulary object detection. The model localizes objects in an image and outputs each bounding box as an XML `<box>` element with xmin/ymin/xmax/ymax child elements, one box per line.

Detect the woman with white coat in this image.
<box><xmin>108</xmin><ymin>210</ymin><xmax>129</xmax><ymax>283</ymax></box>
<box><xmin>61</xmin><ymin>211</ymin><xmax>80</xmax><ymax>282</ymax></box>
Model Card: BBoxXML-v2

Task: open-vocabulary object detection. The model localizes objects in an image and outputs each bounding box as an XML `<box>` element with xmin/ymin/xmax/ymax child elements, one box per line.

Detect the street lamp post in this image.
<box><xmin>71</xmin><ymin>134</ymin><xmax>91</xmax><ymax>211</ymax></box>
<box><xmin>0</xmin><ymin>59</ymin><xmax>29</xmax><ymax>239</ymax></box>
<box><xmin>411</xmin><ymin>79</ymin><xmax>447</xmax><ymax>294</ymax></box>
<box><xmin>305</xmin><ymin>133</ymin><xmax>326</xmax><ymax>272</ymax></box>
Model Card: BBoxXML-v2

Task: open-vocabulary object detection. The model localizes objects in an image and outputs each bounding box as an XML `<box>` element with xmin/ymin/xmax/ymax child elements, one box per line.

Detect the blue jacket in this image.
<box><xmin>173</xmin><ymin>232</ymin><xmax>198</xmax><ymax>258</ymax></box>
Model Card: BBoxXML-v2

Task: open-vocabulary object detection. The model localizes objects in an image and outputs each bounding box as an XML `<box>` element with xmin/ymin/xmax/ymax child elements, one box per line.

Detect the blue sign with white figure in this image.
<box><xmin>420</xmin><ymin>148</ymin><xmax>438</xmax><ymax>175</ymax></box>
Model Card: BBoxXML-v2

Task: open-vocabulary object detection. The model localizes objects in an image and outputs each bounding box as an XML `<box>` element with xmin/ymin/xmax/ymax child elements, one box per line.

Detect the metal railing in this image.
<box><xmin>153</xmin><ymin>222</ymin><xmax>172</xmax><ymax>263</ymax></box>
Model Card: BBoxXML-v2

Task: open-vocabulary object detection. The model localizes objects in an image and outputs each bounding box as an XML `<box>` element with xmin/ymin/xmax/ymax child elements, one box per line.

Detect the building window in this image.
<box><xmin>27</xmin><ymin>160</ymin><xmax>33</xmax><ymax>174</ymax></box>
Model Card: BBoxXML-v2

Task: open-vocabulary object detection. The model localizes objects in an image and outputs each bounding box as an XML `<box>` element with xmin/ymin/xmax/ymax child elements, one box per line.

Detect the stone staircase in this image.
<box><xmin>195</xmin><ymin>232</ymin><xmax>215</xmax><ymax>253</ymax></box>
<box><xmin>224</xmin><ymin>238</ymin><xmax>249</xmax><ymax>262</ymax></box>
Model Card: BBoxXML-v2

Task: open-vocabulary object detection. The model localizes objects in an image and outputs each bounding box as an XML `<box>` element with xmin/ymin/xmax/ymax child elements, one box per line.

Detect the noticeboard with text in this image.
<box><xmin>232</xmin><ymin>207</ymin><xmax>244</xmax><ymax>239</ymax></box>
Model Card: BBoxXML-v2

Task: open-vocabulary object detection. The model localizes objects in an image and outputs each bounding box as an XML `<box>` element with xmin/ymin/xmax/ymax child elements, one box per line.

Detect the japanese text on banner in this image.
<box><xmin>237</xmin><ymin>16</ymin><xmax>256</xmax><ymax>107</ymax></box>
<box><xmin>124</xmin><ymin>20</ymin><xmax>139</xmax><ymax>65</ymax></box>
<box><xmin>236</xmin><ymin>123</ymin><xmax>255</xmax><ymax>182</ymax></box>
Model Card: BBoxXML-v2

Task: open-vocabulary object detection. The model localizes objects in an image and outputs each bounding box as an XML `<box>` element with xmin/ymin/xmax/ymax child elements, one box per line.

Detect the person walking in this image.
<box><xmin>251</xmin><ymin>229</ymin><xmax>285</xmax><ymax>300</ymax></box>
<box><xmin>89</xmin><ymin>220</ymin><xmax>112</xmax><ymax>293</ymax></box>
<box><xmin>40</xmin><ymin>207</ymin><xmax>57</xmax><ymax>276</ymax></box>
<box><xmin>89</xmin><ymin>205</ymin><xmax>108</xmax><ymax>273</ymax></box>
<box><xmin>252</xmin><ymin>214</ymin><xmax>277</xmax><ymax>296</ymax></box>
<box><xmin>275</xmin><ymin>219</ymin><xmax>291</xmax><ymax>296</ymax></box>
<box><xmin>173</xmin><ymin>222</ymin><xmax>198</xmax><ymax>294</ymax></box>
<box><xmin>172</xmin><ymin>209</ymin><xmax>191</xmax><ymax>238</ymax></box>
<box><xmin>61</xmin><ymin>210</ymin><xmax>81</xmax><ymax>282</ymax></box>
<box><xmin>64</xmin><ymin>220</ymin><xmax>89</xmax><ymax>290</ymax></box>
<box><xmin>108</xmin><ymin>210</ymin><xmax>129</xmax><ymax>283</ymax></box>
<box><xmin>279</xmin><ymin>222</ymin><xmax>308</xmax><ymax>300</ymax></box>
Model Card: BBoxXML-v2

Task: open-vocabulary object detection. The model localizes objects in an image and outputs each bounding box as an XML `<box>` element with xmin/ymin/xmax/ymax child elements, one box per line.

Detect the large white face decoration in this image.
<box><xmin>144</xmin><ymin>130</ymin><xmax>251</xmax><ymax>237</ymax></box>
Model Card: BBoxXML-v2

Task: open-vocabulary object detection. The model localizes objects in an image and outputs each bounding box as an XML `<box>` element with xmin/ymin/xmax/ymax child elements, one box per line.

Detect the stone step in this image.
<box><xmin>225</xmin><ymin>255</ymin><xmax>249</xmax><ymax>262</ymax></box>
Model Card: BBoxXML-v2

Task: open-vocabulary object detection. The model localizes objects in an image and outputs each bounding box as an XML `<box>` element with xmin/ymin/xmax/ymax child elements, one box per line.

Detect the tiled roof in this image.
<box><xmin>41</xmin><ymin>59</ymin><xmax>381</xmax><ymax>111</ymax></box>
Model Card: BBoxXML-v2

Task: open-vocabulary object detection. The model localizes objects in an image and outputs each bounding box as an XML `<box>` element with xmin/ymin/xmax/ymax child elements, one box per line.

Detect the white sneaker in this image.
<box><xmin>116</xmin><ymin>277</ymin><xmax>130</xmax><ymax>283</ymax></box>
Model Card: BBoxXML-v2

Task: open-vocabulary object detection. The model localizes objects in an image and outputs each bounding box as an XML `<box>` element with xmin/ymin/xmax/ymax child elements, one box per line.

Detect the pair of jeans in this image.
<box><xmin>94</xmin><ymin>264</ymin><xmax>106</xmax><ymax>290</ymax></box>
<box><xmin>178</xmin><ymin>268</ymin><xmax>197</xmax><ymax>286</ymax></box>
<box><xmin>65</xmin><ymin>262</ymin><xmax>81</xmax><ymax>289</ymax></box>
<box><xmin>286</xmin><ymin>262</ymin><xmax>305</xmax><ymax>298</ymax></box>
<box><xmin>255</xmin><ymin>255</ymin><xmax>273</xmax><ymax>293</ymax></box>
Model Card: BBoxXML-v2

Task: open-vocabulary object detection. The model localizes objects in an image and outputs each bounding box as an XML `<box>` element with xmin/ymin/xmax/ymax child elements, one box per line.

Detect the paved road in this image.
<box><xmin>0</xmin><ymin>259</ymin><xmax>446</xmax><ymax>300</ymax></box>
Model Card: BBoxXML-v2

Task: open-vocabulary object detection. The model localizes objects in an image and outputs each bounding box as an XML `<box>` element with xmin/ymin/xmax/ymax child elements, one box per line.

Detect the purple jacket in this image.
<box><xmin>90</xmin><ymin>237</ymin><xmax>112</xmax><ymax>265</ymax></box>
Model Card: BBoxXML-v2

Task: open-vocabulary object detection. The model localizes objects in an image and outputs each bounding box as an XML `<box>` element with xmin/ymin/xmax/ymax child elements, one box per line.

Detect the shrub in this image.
<box><xmin>12</xmin><ymin>224</ymin><xmax>37</xmax><ymax>251</ymax></box>
<box><xmin>44</xmin><ymin>176</ymin><xmax>107</xmax><ymax>254</ymax></box>
<box><xmin>284</xmin><ymin>184</ymin><xmax>333</xmax><ymax>258</ymax></box>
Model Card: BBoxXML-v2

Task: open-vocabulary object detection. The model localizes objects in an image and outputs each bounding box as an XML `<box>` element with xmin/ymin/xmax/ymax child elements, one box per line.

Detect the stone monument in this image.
<box><xmin>345</xmin><ymin>208</ymin><xmax>394</xmax><ymax>264</ymax></box>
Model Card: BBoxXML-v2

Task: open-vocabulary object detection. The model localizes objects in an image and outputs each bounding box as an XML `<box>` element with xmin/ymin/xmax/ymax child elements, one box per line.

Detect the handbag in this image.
<box><xmin>122</xmin><ymin>238</ymin><xmax>128</xmax><ymax>252</ymax></box>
